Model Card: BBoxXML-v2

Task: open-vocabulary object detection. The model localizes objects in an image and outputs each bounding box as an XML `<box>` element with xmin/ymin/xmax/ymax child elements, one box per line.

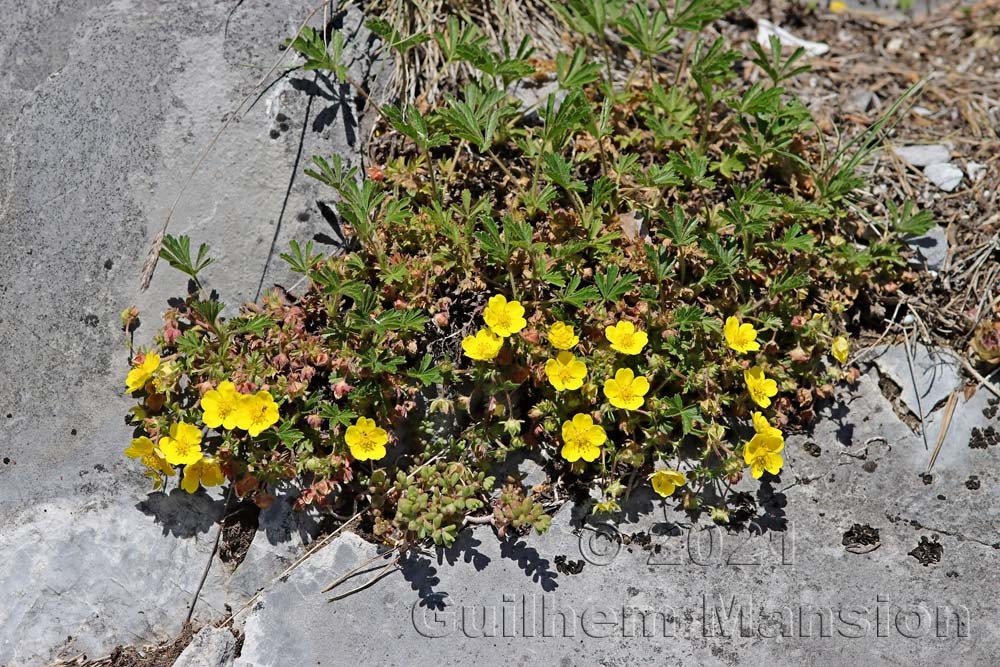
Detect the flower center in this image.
<box><xmin>250</xmin><ymin>404</ymin><xmax>269</xmax><ymax>426</ymax></box>
<box><xmin>493</xmin><ymin>311</ymin><xmax>511</xmax><ymax>329</ymax></box>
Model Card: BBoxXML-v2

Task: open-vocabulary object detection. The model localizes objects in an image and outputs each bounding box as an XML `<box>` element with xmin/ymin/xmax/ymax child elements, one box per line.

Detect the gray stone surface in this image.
<box><xmin>0</xmin><ymin>1</ymin><xmax>377</xmax><ymax>664</ymax></box>
<box><xmin>234</xmin><ymin>374</ymin><xmax>1000</xmax><ymax>666</ymax></box>
<box><xmin>173</xmin><ymin>626</ymin><xmax>238</xmax><ymax>667</ymax></box>
<box><xmin>924</xmin><ymin>162</ymin><xmax>964</xmax><ymax>191</ymax></box>
<box><xmin>893</xmin><ymin>144</ymin><xmax>952</xmax><ymax>167</ymax></box>
<box><xmin>227</xmin><ymin>490</ymin><xmax>325</xmax><ymax>604</ymax></box>
<box><xmin>872</xmin><ymin>343</ymin><xmax>963</xmax><ymax>419</ymax></box>
<box><xmin>906</xmin><ymin>225</ymin><xmax>949</xmax><ymax>271</ymax></box>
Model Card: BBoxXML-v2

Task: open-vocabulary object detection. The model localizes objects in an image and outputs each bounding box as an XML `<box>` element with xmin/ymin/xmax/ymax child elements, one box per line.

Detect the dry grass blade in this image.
<box><xmin>321</xmin><ymin>547</ymin><xmax>399</xmax><ymax>592</ymax></box>
<box><xmin>900</xmin><ymin>324</ymin><xmax>930</xmax><ymax>451</ymax></box>
<box><xmin>925</xmin><ymin>391</ymin><xmax>958</xmax><ymax>474</ymax></box>
<box><xmin>363</xmin><ymin>0</ymin><xmax>563</xmax><ymax>103</ymax></box>
<box><xmin>328</xmin><ymin>559</ymin><xmax>401</xmax><ymax>601</ymax></box>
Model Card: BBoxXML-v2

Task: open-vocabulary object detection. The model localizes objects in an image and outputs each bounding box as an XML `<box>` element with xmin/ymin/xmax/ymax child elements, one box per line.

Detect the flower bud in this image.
<box><xmin>120</xmin><ymin>306</ymin><xmax>140</xmax><ymax>331</ymax></box>
<box><xmin>146</xmin><ymin>392</ymin><xmax>166</xmax><ymax>412</ymax></box>
<box><xmin>709</xmin><ymin>507</ymin><xmax>730</xmax><ymax>524</ymax></box>
<box><xmin>333</xmin><ymin>380</ymin><xmax>354</xmax><ymax>399</ymax></box>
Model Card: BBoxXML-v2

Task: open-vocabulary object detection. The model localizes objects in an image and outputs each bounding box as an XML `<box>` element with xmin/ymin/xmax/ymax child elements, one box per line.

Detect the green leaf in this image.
<box><xmin>270</xmin><ymin>420</ymin><xmax>305</xmax><ymax>448</ymax></box>
<box><xmin>407</xmin><ymin>354</ymin><xmax>445</xmax><ymax>386</ymax></box>
<box><xmin>771</xmin><ymin>224</ymin><xmax>816</xmax><ymax>253</ymax></box>
<box><xmin>749</xmin><ymin>35</ymin><xmax>810</xmax><ymax>86</ymax></box>
<box><xmin>888</xmin><ymin>200</ymin><xmax>936</xmax><ymax>236</ymax></box>
<box><xmin>382</xmin><ymin>104</ymin><xmax>448</xmax><ymax>152</ymax></box>
<box><xmin>769</xmin><ymin>268</ymin><xmax>811</xmax><ymax>295</ymax></box>
<box><xmin>714</xmin><ymin>151</ymin><xmax>744</xmax><ymax>178</ymax></box>
<box><xmin>434</xmin><ymin>16</ymin><xmax>487</xmax><ymax>63</ymax></box>
<box><xmin>160</xmin><ymin>234</ymin><xmax>214</xmax><ymax>282</ymax></box>
<box><xmin>371</xmin><ymin>309</ymin><xmax>430</xmax><ymax>336</ymax></box>
<box><xmin>438</xmin><ymin>84</ymin><xmax>506</xmax><ymax>152</ymax></box>
<box><xmin>671</xmin><ymin>306</ymin><xmax>709</xmax><ymax>331</ymax></box>
<box><xmin>285</xmin><ymin>27</ymin><xmax>347</xmax><ymax>78</ymax></box>
<box><xmin>280</xmin><ymin>239</ymin><xmax>319</xmax><ymax>275</ymax></box>
<box><xmin>319</xmin><ymin>403</ymin><xmax>358</xmax><ymax>429</ymax></box>
<box><xmin>190</xmin><ymin>299</ymin><xmax>224</xmax><ymax>328</ymax></box>
<box><xmin>617</xmin><ymin>5</ymin><xmax>675</xmax><ymax>57</ymax></box>
<box><xmin>594</xmin><ymin>265</ymin><xmax>638</xmax><ymax>303</ymax></box>
<box><xmin>556</xmin><ymin>48</ymin><xmax>603</xmax><ymax>89</ymax></box>
<box><xmin>366</xmin><ymin>17</ymin><xmax>432</xmax><ymax>55</ymax></box>
<box><xmin>662</xmin><ymin>395</ymin><xmax>700</xmax><ymax>434</ymax></box>
<box><xmin>473</xmin><ymin>215</ymin><xmax>511</xmax><ymax>266</ymax></box>
<box><xmin>231</xmin><ymin>314</ymin><xmax>275</xmax><ymax>337</ymax></box>
<box><xmin>561</xmin><ymin>275</ymin><xmax>602</xmax><ymax>309</ymax></box>
<box><xmin>659</xmin><ymin>206</ymin><xmax>700</xmax><ymax>246</ymax></box>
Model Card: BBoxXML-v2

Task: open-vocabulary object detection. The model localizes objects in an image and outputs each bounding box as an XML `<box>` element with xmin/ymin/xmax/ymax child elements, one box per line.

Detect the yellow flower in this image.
<box><xmin>181</xmin><ymin>456</ymin><xmax>225</xmax><ymax>494</ymax></box>
<box><xmin>830</xmin><ymin>0</ymin><xmax>847</xmax><ymax>13</ymax></box>
<box><xmin>237</xmin><ymin>391</ymin><xmax>280</xmax><ymax>437</ymax></box>
<box><xmin>201</xmin><ymin>381</ymin><xmax>243</xmax><ymax>430</ymax></box>
<box><xmin>125</xmin><ymin>353</ymin><xmax>160</xmax><ymax>393</ymax></box>
<box><xmin>831</xmin><ymin>336</ymin><xmax>850</xmax><ymax>364</ymax></box>
<box><xmin>345</xmin><ymin>416</ymin><xmax>389</xmax><ymax>461</ymax></box>
<box><xmin>744</xmin><ymin>366</ymin><xmax>778</xmax><ymax>408</ymax></box>
<box><xmin>158</xmin><ymin>422</ymin><xmax>204</xmax><ymax>466</ymax></box>
<box><xmin>604</xmin><ymin>321</ymin><xmax>648</xmax><ymax>355</ymax></box>
<box><xmin>560</xmin><ymin>413</ymin><xmax>607</xmax><ymax>463</ymax></box>
<box><xmin>751</xmin><ymin>411</ymin><xmax>783</xmax><ymax>438</ymax></box>
<box><xmin>744</xmin><ymin>434</ymin><xmax>784</xmax><ymax>479</ymax></box>
<box><xmin>548</xmin><ymin>321</ymin><xmax>580</xmax><ymax>350</ymax></box>
<box><xmin>748</xmin><ymin>410</ymin><xmax>785</xmax><ymax>457</ymax></box>
<box><xmin>124</xmin><ymin>436</ymin><xmax>175</xmax><ymax>477</ymax></box>
<box><xmin>602</xmin><ymin>368</ymin><xmax>650</xmax><ymax>410</ymax></box>
<box><xmin>151</xmin><ymin>361</ymin><xmax>180</xmax><ymax>394</ymax></box>
<box><xmin>483</xmin><ymin>295</ymin><xmax>527</xmax><ymax>338</ymax></box>
<box><xmin>462</xmin><ymin>328</ymin><xmax>504</xmax><ymax>361</ymax></box>
<box><xmin>724</xmin><ymin>316</ymin><xmax>760</xmax><ymax>354</ymax></box>
<box><xmin>649</xmin><ymin>469</ymin><xmax>685</xmax><ymax>498</ymax></box>
<box><xmin>544</xmin><ymin>351</ymin><xmax>587</xmax><ymax>391</ymax></box>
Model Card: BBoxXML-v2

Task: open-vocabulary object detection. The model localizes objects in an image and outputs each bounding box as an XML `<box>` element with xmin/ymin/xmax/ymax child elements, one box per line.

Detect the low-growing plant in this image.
<box><xmin>124</xmin><ymin>0</ymin><xmax>928</xmax><ymax>548</ymax></box>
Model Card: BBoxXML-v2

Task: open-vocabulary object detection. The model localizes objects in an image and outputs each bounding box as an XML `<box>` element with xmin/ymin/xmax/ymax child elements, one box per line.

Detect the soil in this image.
<box><xmin>219</xmin><ymin>497</ymin><xmax>260</xmax><ymax>567</ymax></box>
<box><xmin>54</xmin><ymin>624</ymin><xmax>197</xmax><ymax>667</ymax></box>
<box><xmin>777</xmin><ymin>1</ymin><xmax>998</xmax><ymax>346</ymax></box>
<box><xmin>876</xmin><ymin>371</ymin><xmax>923</xmax><ymax>431</ymax></box>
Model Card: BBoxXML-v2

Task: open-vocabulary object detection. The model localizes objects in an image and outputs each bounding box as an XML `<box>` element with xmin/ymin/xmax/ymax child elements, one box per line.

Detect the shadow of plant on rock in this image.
<box><xmin>437</xmin><ymin>529</ymin><xmax>491</xmax><ymax>571</ymax></box>
<box><xmin>498</xmin><ymin>534</ymin><xmax>558</xmax><ymax>592</ymax></box>
<box><xmin>399</xmin><ymin>550</ymin><xmax>449</xmax><ymax>610</ymax></box>
<box><xmin>290</xmin><ymin>74</ymin><xmax>358</xmax><ymax>146</ymax></box>
<box><xmin>136</xmin><ymin>488</ymin><xmax>224</xmax><ymax>538</ymax></box>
